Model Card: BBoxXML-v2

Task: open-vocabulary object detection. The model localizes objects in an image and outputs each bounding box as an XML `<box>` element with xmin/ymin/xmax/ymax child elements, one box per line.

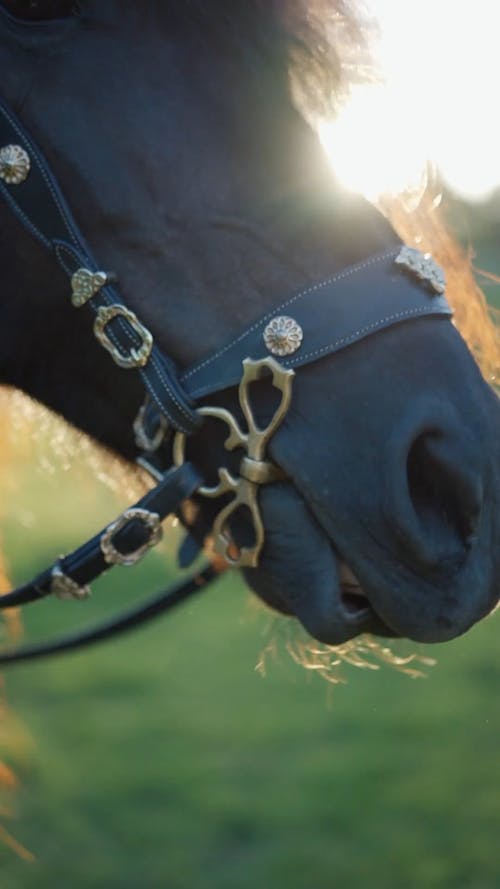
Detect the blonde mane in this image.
<box><xmin>385</xmin><ymin>193</ymin><xmax>499</xmax><ymax>385</ymax></box>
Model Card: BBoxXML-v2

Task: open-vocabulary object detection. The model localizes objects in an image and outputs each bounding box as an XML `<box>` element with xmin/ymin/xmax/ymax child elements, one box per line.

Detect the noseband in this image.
<box><xmin>0</xmin><ymin>99</ymin><xmax>452</xmax><ymax>663</ymax></box>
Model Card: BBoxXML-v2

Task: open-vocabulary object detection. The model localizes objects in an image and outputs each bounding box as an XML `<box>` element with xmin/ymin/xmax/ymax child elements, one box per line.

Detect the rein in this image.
<box><xmin>0</xmin><ymin>98</ymin><xmax>452</xmax><ymax>664</ymax></box>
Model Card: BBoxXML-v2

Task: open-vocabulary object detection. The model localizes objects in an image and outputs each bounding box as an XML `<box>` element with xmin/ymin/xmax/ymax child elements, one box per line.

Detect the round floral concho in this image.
<box><xmin>263</xmin><ymin>315</ymin><xmax>303</xmax><ymax>357</ymax></box>
<box><xmin>0</xmin><ymin>144</ymin><xmax>31</xmax><ymax>185</ymax></box>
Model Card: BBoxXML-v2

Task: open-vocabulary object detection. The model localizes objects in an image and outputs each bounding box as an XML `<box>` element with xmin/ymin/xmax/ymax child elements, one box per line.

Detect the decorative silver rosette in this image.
<box><xmin>0</xmin><ymin>143</ymin><xmax>31</xmax><ymax>185</ymax></box>
<box><xmin>395</xmin><ymin>246</ymin><xmax>446</xmax><ymax>295</ymax></box>
<box><xmin>71</xmin><ymin>268</ymin><xmax>108</xmax><ymax>307</ymax></box>
<box><xmin>263</xmin><ymin>315</ymin><xmax>303</xmax><ymax>356</ymax></box>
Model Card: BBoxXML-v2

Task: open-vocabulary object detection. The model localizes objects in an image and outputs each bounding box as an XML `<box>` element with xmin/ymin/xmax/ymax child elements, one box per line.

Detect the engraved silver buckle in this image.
<box><xmin>100</xmin><ymin>508</ymin><xmax>163</xmax><ymax>566</ymax></box>
<box><xmin>50</xmin><ymin>563</ymin><xmax>91</xmax><ymax>601</ymax></box>
<box><xmin>94</xmin><ymin>305</ymin><xmax>153</xmax><ymax>369</ymax></box>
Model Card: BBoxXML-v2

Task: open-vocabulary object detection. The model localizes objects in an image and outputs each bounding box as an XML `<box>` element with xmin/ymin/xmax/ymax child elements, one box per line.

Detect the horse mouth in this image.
<box><xmin>337</xmin><ymin>562</ymin><xmax>397</xmax><ymax>638</ymax></box>
<box><xmin>340</xmin><ymin>588</ymin><xmax>371</xmax><ymax>618</ymax></box>
<box><xmin>334</xmin><ymin>541</ymin><xmax>498</xmax><ymax>644</ymax></box>
<box><xmin>339</xmin><ymin>563</ymin><xmax>371</xmax><ymax>617</ymax></box>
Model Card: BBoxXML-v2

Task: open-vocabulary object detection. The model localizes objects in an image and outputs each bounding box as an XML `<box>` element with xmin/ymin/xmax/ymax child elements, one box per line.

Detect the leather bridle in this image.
<box><xmin>0</xmin><ymin>97</ymin><xmax>452</xmax><ymax>664</ymax></box>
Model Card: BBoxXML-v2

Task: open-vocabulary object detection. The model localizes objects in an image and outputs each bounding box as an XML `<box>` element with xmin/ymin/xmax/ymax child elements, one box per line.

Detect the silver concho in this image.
<box><xmin>0</xmin><ymin>144</ymin><xmax>31</xmax><ymax>185</ymax></box>
<box><xmin>395</xmin><ymin>246</ymin><xmax>446</xmax><ymax>295</ymax></box>
<box><xmin>50</xmin><ymin>564</ymin><xmax>91</xmax><ymax>601</ymax></box>
<box><xmin>263</xmin><ymin>315</ymin><xmax>303</xmax><ymax>357</ymax></box>
<box><xmin>71</xmin><ymin>268</ymin><xmax>109</xmax><ymax>307</ymax></box>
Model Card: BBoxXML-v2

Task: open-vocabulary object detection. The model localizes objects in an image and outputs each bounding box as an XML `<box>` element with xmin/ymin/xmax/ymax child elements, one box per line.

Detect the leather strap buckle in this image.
<box><xmin>100</xmin><ymin>508</ymin><xmax>163</xmax><ymax>566</ymax></box>
<box><xmin>50</xmin><ymin>563</ymin><xmax>91</xmax><ymax>600</ymax></box>
<box><xmin>94</xmin><ymin>304</ymin><xmax>153</xmax><ymax>369</ymax></box>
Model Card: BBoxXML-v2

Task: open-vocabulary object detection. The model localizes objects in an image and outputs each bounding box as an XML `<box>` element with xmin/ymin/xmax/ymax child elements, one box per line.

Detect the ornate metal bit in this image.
<box><xmin>263</xmin><ymin>315</ymin><xmax>303</xmax><ymax>356</ymax></box>
<box><xmin>0</xmin><ymin>144</ymin><xmax>30</xmax><ymax>185</ymax></box>
<box><xmin>173</xmin><ymin>356</ymin><xmax>294</xmax><ymax>569</ymax></box>
<box><xmin>100</xmin><ymin>507</ymin><xmax>163</xmax><ymax>566</ymax></box>
<box><xmin>50</xmin><ymin>563</ymin><xmax>91</xmax><ymax>601</ymax></box>
<box><xmin>395</xmin><ymin>246</ymin><xmax>446</xmax><ymax>295</ymax></box>
<box><xmin>94</xmin><ymin>304</ymin><xmax>153</xmax><ymax>369</ymax></box>
<box><xmin>71</xmin><ymin>267</ymin><xmax>109</xmax><ymax>307</ymax></box>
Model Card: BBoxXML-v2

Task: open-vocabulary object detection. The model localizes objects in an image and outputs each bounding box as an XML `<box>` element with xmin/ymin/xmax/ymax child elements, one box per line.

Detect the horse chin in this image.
<box><xmin>242</xmin><ymin>483</ymin><xmax>396</xmax><ymax>645</ymax></box>
<box><xmin>243</xmin><ymin>482</ymin><xmax>498</xmax><ymax>646</ymax></box>
<box><xmin>345</xmin><ymin>533</ymin><xmax>499</xmax><ymax>645</ymax></box>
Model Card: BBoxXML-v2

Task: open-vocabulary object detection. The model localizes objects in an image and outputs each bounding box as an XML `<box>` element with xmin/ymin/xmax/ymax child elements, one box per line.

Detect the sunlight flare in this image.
<box><xmin>319</xmin><ymin>1</ymin><xmax>500</xmax><ymax>202</ymax></box>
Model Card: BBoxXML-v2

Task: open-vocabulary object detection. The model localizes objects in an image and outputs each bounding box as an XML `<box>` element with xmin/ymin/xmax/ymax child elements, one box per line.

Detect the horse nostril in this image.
<box><xmin>403</xmin><ymin>431</ymin><xmax>483</xmax><ymax>567</ymax></box>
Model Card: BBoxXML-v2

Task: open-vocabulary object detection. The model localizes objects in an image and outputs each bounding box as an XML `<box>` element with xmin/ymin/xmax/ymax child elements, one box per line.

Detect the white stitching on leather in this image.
<box><xmin>0</xmin><ymin>184</ymin><xmax>51</xmax><ymax>248</ymax></box>
<box><xmin>182</xmin><ymin>249</ymin><xmax>399</xmax><ymax>382</ymax></box>
<box><xmin>143</xmin><ymin>377</ymin><xmax>179</xmax><ymax>428</ymax></box>
<box><xmin>283</xmin><ymin>305</ymin><xmax>444</xmax><ymax>365</ymax></box>
<box><xmin>150</xmin><ymin>353</ymin><xmax>193</xmax><ymax>426</ymax></box>
<box><xmin>188</xmin><ymin>304</ymin><xmax>447</xmax><ymax>398</ymax></box>
<box><xmin>1</xmin><ymin>104</ymin><xmax>81</xmax><ymax>248</ymax></box>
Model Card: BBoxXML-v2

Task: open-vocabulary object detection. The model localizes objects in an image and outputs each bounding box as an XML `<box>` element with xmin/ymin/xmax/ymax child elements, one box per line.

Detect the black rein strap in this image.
<box><xmin>0</xmin><ymin>464</ymin><xmax>201</xmax><ymax>609</ymax></box>
<box><xmin>0</xmin><ymin>464</ymin><xmax>214</xmax><ymax>666</ymax></box>
<box><xmin>0</xmin><ymin>565</ymin><xmax>218</xmax><ymax>665</ymax></box>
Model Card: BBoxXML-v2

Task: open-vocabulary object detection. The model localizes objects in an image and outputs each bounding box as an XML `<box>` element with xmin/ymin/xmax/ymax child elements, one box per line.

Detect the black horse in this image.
<box><xmin>0</xmin><ymin>0</ymin><xmax>498</xmax><ymax>650</ymax></box>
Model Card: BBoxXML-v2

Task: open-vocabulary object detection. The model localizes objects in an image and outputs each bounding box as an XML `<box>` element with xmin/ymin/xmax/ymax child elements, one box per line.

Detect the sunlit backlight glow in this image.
<box><xmin>318</xmin><ymin>1</ymin><xmax>500</xmax><ymax>202</ymax></box>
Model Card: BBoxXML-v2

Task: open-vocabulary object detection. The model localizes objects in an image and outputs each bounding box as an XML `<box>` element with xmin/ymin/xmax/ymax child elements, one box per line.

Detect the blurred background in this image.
<box><xmin>0</xmin><ymin>388</ymin><xmax>498</xmax><ymax>889</ymax></box>
<box><xmin>0</xmin><ymin>1</ymin><xmax>499</xmax><ymax>887</ymax></box>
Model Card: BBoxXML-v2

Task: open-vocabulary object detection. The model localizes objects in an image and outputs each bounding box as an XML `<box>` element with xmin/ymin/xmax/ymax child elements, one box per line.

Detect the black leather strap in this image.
<box><xmin>181</xmin><ymin>249</ymin><xmax>453</xmax><ymax>399</ymax></box>
<box><xmin>0</xmin><ymin>99</ymin><xmax>453</xmax><ymax>416</ymax></box>
<box><xmin>0</xmin><ymin>463</ymin><xmax>201</xmax><ymax>609</ymax></box>
<box><xmin>0</xmin><ymin>564</ymin><xmax>218</xmax><ymax>665</ymax></box>
<box><xmin>0</xmin><ymin>99</ymin><xmax>200</xmax><ymax>435</ymax></box>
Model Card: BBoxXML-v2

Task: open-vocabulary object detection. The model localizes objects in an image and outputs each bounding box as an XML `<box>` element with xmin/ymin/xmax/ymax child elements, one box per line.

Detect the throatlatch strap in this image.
<box><xmin>0</xmin><ymin>99</ymin><xmax>199</xmax><ymax>435</ymax></box>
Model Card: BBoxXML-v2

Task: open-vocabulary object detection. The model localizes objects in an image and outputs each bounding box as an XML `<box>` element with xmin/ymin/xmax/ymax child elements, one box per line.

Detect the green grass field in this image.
<box><xmin>0</xmin><ymin>431</ymin><xmax>498</xmax><ymax>889</ymax></box>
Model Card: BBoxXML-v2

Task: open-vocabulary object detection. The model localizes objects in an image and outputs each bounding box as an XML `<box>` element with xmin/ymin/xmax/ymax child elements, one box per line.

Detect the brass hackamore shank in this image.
<box><xmin>173</xmin><ymin>357</ymin><xmax>294</xmax><ymax>568</ymax></box>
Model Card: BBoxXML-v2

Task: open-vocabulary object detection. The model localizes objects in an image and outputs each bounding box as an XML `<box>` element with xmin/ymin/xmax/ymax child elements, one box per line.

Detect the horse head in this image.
<box><xmin>0</xmin><ymin>1</ymin><xmax>498</xmax><ymax>653</ymax></box>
